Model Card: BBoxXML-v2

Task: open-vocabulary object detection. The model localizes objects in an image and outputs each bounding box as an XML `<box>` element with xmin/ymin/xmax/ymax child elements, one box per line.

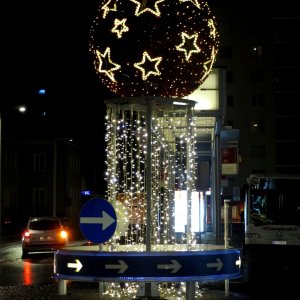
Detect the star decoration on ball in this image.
<box><xmin>130</xmin><ymin>0</ymin><xmax>164</xmax><ymax>17</ymax></box>
<box><xmin>89</xmin><ymin>0</ymin><xmax>219</xmax><ymax>98</ymax></box>
<box><xmin>111</xmin><ymin>18</ymin><xmax>129</xmax><ymax>38</ymax></box>
<box><xmin>176</xmin><ymin>32</ymin><xmax>201</xmax><ymax>62</ymax></box>
<box><xmin>134</xmin><ymin>51</ymin><xmax>162</xmax><ymax>80</ymax></box>
<box><xmin>96</xmin><ymin>47</ymin><xmax>121</xmax><ymax>82</ymax></box>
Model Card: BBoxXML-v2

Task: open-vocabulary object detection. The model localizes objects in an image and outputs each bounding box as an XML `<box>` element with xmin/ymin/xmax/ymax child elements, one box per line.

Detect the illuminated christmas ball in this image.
<box><xmin>89</xmin><ymin>0</ymin><xmax>219</xmax><ymax>98</ymax></box>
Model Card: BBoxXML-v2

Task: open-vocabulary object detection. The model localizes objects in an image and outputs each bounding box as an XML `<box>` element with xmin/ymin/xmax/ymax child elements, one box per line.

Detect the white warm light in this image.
<box><xmin>105</xmin><ymin>99</ymin><xmax>197</xmax><ymax>249</ymax></box>
<box><xmin>174</xmin><ymin>190</ymin><xmax>205</xmax><ymax>233</ymax></box>
<box><xmin>18</xmin><ymin>105</ymin><xmax>27</xmax><ymax>113</ymax></box>
<box><xmin>176</xmin><ymin>32</ymin><xmax>201</xmax><ymax>62</ymax></box>
<box><xmin>184</xmin><ymin>68</ymin><xmax>219</xmax><ymax>110</ymax></box>
<box><xmin>90</xmin><ymin>0</ymin><xmax>219</xmax><ymax>98</ymax></box>
<box><xmin>96</xmin><ymin>47</ymin><xmax>121</xmax><ymax>82</ymax></box>
<box><xmin>134</xmin><ymin>51</ymin><xmax>162</xmax><ymax>81</ymax></box>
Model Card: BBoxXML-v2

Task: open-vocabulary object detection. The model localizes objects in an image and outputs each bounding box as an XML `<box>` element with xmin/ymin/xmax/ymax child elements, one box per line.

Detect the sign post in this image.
<box><xmin>80</xmin><ymin>197</ymin><xmax>117</xmax><ymax>299</ymax></box>
<box><xmin>58</xmin><ymin>198</ymin><xmax>117</xmax><ymax>296</ymax></box>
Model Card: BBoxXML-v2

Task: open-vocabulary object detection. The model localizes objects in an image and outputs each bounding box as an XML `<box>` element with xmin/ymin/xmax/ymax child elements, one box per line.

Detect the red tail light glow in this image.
<box><xmin>23</xmin><ymin>230</ymin><xmax>30</xmax><ymax>238</ymax></box>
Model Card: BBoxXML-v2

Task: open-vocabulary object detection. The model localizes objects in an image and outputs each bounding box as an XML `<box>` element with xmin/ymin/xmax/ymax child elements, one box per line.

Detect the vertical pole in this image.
<box><xmin>145</xmin><ymin>97</ymin><xmax>153</xmax><ymax>297</ymax></box>
<box><xmin>224</xmin><ymin>199</ymin><xmax>230</xmax><ymax>296</ymax></box>
<box><xmin>145</xmin><ymin>97</ymin><xmax>152</xmax><ymax>251</ymax></box>
<box><xmin>99</xmin><ymin>243</ymin><xmax>104</xmax><ymax>299</ymax></box>
<box><xmin>58</xmin><ymin>279</ymin><xmax>67</xmax><ymax>295</ymax></box>
<box><xmin>186</xmin><ymin>282</ymin><xmax>195</xmax><ymax>300</ymax></box>
<box><xmin>0</xmin><ymin>114</ymin><xmax>2</xmax><ymax>237</ymax></box>
<box><xmin>53</xmin><ymin>139</ymin><xmax>57</xmax><ymax>217</ymax></box>
<box><xmin>186</xmin><ymin>105</ymin><xmax>192</xmax><ymax>249</ymax></box>
<box><xmin>214</xmin><ymin>121</ymin><xmax>222</xmax><ymax>245</ymax></box>
<box><xmin>224</xmin><ymin>200</ymin><xmax>230</xmax><ymax>249</ymax></box>
<box><xmin>107</xmin><ymin>104</ymin><xmax>118</xmax><ymax>251</ymax></box>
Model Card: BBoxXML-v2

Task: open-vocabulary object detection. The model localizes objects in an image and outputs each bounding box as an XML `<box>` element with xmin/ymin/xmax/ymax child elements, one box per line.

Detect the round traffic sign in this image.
<box><xmin>79</xmin><ymin>198</ymin><xmax>117</xmax><ymax>243</ymax></box>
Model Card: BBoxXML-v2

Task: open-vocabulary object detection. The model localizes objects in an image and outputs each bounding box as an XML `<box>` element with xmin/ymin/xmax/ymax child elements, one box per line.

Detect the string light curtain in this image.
<box><xmin>105</xmin><ymin>97</ymin><xmax>196</xmax><ymax>249</ymax></box>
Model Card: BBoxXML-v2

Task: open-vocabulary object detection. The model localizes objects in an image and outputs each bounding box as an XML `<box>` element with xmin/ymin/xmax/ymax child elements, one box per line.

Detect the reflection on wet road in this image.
<box><xmin>0</xmin><ymin>237</ymin><xmax>55</xmax><ymax>286</ymax></box>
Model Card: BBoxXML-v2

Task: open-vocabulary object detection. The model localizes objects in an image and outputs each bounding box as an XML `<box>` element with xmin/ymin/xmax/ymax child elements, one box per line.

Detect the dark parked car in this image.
<box><xmin>21</xmin><ymin>216</ymin><xmax>68</xmax><ymax>257</ymax></box>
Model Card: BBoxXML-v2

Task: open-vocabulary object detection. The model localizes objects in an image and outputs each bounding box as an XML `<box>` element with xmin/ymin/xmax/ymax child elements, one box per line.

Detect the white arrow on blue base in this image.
<box><xmin>79</xmin><ymin>198</ymin><xmax>117</xmax><ymax>244</ymax></box>
<box><xmin>80</xmin><ymin>210</ymin><xmax>115</xmax><ymax>230</ymax></box>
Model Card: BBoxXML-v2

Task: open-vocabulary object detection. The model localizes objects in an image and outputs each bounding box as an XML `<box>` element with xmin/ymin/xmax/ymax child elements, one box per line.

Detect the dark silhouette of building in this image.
<box><xmin>211</xmin><ymin>0</ymin><xmax>300</xmax><ymax>197</ymax></box>
<box><xmin>2</xmin><ymin>137</ymin><xmax>82</xmax><ymax>229</ymax></box>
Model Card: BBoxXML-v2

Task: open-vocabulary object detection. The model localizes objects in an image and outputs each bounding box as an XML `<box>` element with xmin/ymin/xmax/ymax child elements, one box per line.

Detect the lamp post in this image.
<box><xmin>0</xmin><ymin>105</ymin><xmax>27</xmax><ymax>237</ymax></box>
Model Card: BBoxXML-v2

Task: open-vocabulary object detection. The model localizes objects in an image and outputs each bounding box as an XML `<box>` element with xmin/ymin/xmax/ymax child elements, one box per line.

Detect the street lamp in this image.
<box><xmin>0</xmin><ymin>105</ymin><xmax>27</xmax><ymax>237</ymax></box>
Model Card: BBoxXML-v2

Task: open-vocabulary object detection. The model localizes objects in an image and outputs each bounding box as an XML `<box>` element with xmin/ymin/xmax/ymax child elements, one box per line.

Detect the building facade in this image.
<box><xmin>1</xmin><ymin>138</ymin><xmax>82</xmax><ymax>229</ymax></box>
<box><xmin>211</xmin><ymin>0</ymin><xmax>300</xmax><ymax>198</ymax></box>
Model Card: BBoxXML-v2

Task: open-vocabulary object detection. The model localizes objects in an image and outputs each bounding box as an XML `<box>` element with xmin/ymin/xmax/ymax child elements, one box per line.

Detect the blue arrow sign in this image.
<box><xmin>79</xmin><ymin>198</ymin><xmax>117</xmax><ymax>244</ymax></box>
<box><xmin>54</xmin><ymin>249</ymin><xmax>241</xmax><ymax>282</ymax></box>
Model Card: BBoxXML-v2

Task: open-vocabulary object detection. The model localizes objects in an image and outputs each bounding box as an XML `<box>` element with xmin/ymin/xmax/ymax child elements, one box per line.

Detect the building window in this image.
<box><xmin>250</xmin><ymin>145</ymin><xmax>265</xmax><ymax>158</ymax></box>
<box><xmin>251</xmin><ymin>46</ymin><xmax>263</xmax><ymax>57</ymax></box>
<box><xmin>250</xmin><ymin>70</ymin><xmax>264</xmax><ymax>83</ymax></box>
<box><xmin>275</xmin><ymin>93</ymin><xmax>300</xmax><ymax>115</ymax></box>
<box><xmin>275</xmin><ymin>68</ymin><xmax>300</xmax><ymax>90</ymax></box>
<box><xmin>33</xmin><ymin>153</ymin><xmax>46</xmax><ymax>172</ymax></box>
<box><xmin>250</xmin><ymin>95</ymin><xmax>265</xmax><ymax>107</ymax></box>
<box><xmin>227</xmin><ymin>95</ymin><xmax>233</xmax><ymax>107</ymax></box>
<box><xmin>225</xmin><ymin>119</ymin><xmax>234</xmax><ymax>127</ymax></box>
<box><xmin>251</xmin><ymin>169</ymin><xmax>265</xmax><ymax>175</ymax></box>
<box><xmin>33</xmin><ymin>188</ymin><xmax>46</xmax><ymax>215</ymax></box>
<box><xmin>4</xmin><ymin>150</ymin><xmax>17</xmax><ymax>170</ymax></box>
<box><xmin>251</xmin><ymin>120</ymin><xmax>265</xmax><ymax>132</ymax></box>
<box><xmin>248</xmin><ymin>20</ymin><xmax>264</xmax><ymax>34</ymax></box>
<box><xmin>3</xmin><ymin>188</ymin><xmax>17</xmax><ymax>216</ymax></box>
<box><xmin>226</xmin><ymin>70</ymin><xmax>233</xmax><ymax>83</ymax></box>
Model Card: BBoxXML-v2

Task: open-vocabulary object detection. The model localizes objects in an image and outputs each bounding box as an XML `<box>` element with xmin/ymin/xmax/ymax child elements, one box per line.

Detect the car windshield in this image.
<box><xmin>29</xmin><ymin>219</ymin><xmax>61</xmax><ymax>230</ymax></box>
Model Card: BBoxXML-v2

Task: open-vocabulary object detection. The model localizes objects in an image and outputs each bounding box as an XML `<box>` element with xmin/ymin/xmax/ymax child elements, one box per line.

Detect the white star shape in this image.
<box><xmin>130</xmin><ymin>0</ymin><xmax>165</xmax><ymax>17</ymax></box>
<box><xmin>111</xmin><ymin>18</ymin><xmax>129</xmax><ymax>38</ymax></box>
<box><xmin>101</xmin><ymin>0</ymin><xmax>117</xmax><ymax>19</ymax></box>
<box><xmin>134</xmin><ymin>51</ymin><xmax>162</xmax><ymax>80</ymax></box>
<box><xmin>176</xmin><ymin>32</ymin><xmax>201</xmax><ymax>61</ymax></box>
<box><xmin>96</xmin><ymin>47</ymin><xmax>121</xmax><ymax>82</ymax></box>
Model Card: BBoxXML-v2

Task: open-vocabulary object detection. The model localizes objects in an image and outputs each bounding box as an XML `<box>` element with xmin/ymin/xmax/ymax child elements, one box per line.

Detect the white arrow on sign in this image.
<box><xmin>105</xmin><ymin>260</ymin><xmax>128</xmax><ymax>273</ymax></box>
<box><xmin>67</xmin><ymin>259</ymin><xmax>82</xmax><ymax>272</ymax></box>
<box><xmin>157</xmin><ymin>260</ymin><xmax>182</xmax><ymax>273</ymax></box>
<box><xmin>206</xmin><ymin>258</ymin><xmax>223</xmax><ymax>271</ymax></box>
<box><xmin>80</xmin><ymin>210</ymin><xmax>115</xmax><ymax>230</ymax></box>
<box><xmin>236</xmin><ymin>256</ymin><xmax>242</xmax><ymax>268</ymax></box>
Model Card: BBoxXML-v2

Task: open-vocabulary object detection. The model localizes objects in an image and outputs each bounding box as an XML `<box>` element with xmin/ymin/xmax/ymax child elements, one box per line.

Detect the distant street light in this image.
<box><xmin>0</xmin><ymin>105</ymin><xmax>27</xmax><ymax>237</ymax></box>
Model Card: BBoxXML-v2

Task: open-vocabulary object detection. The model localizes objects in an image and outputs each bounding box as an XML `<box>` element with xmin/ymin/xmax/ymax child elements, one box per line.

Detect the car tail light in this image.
<box><xmin>23</xmin><ymin>230</ymin><xmax>30</xmax><ymax>238</ymax></box>
<box><xmin>60</xmin><ymin>230</ymin><xmax>68</xmax><ymax>239</ymax></box>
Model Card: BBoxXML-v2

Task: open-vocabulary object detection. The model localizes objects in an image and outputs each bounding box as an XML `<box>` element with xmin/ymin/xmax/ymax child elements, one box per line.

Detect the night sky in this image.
<box><xmin>3</xmin><ymin>1</ymin><xmax>116</xmax><ymax>193</ymax></box>
<box><xmin>3</xmin><ymin>1</ymin><xmax>114</xmax><ymax>118</ymax></box>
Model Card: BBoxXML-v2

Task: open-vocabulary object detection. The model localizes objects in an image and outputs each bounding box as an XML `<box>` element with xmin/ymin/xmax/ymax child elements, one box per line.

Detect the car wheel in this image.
<box><xmin>22</xmin><ymin>249</ymin><xmax>29</xmax><ymax>258</ymax></box>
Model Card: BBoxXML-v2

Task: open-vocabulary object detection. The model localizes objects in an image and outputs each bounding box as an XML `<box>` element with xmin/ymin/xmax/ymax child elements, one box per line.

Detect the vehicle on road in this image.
<box><xmin>243</xmin><ymin>174</ymin><xmax>300</xmax><ymax>251</ymax></box>
<box><xmin>21</xmin><ymin>216</ymin><xmax>68</xmax><ymax>257</ymax></box>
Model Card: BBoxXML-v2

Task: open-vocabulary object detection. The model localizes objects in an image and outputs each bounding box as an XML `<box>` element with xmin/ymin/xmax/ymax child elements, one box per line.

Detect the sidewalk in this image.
<box><xmin>0</xmin><ymin>281</ymin><xmax>249</xmax><ymax>299</ymax></box>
